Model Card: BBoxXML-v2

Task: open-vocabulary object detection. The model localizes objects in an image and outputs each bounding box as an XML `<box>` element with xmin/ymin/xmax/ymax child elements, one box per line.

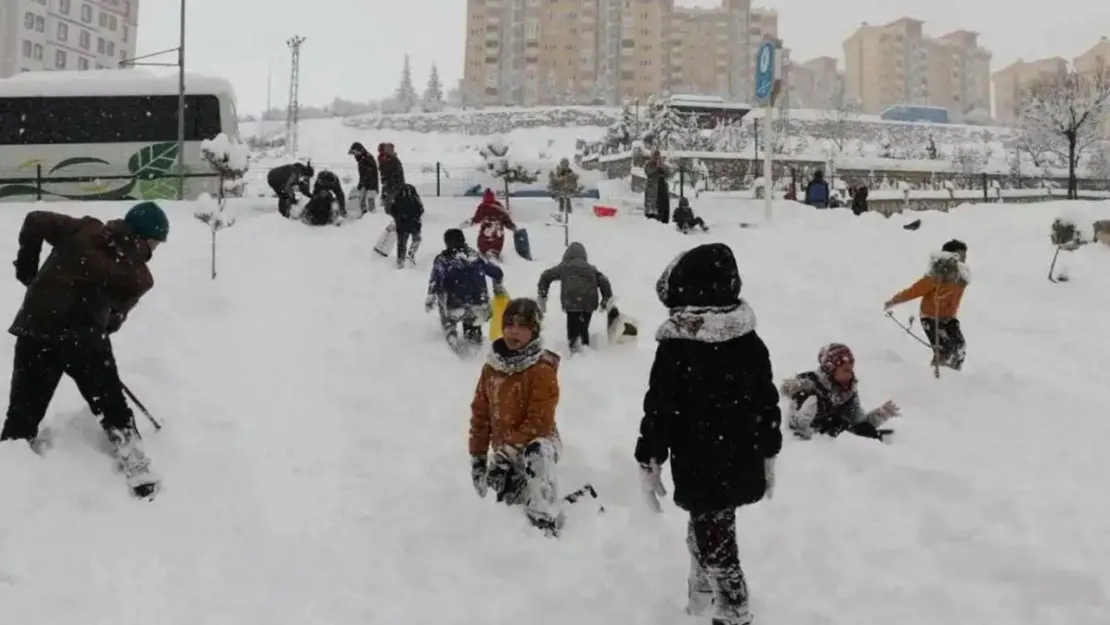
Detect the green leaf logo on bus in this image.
<box><xmin>0</xmin><ymin>142</ymin><xmax>183</xmax><ymax>201</ymax></box>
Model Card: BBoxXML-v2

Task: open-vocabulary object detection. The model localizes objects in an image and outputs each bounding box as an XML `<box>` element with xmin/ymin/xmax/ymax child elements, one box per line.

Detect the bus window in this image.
<box><xmin>0</xmin><ymin>94</ymin><xmax>222</xmax><ymax>144</ymax></box>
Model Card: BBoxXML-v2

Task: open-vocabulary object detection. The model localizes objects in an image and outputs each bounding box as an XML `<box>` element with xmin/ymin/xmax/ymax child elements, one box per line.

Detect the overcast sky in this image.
<box><xmin>137</xmin><ymin>0</ymin><xmax>1110</xmax><ymax>114</ymax></box>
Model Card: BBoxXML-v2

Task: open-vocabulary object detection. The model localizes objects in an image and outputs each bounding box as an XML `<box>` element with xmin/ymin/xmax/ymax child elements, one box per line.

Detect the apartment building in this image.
<box><xmin>462</xmin><ymin>0</ymin><xmax>764</xmax><ymax>107</ymax></box>
<box><xmin>843</xmin><ymin>18</ymin><xmax>991</xmax><ymax>122</ymax></box>
<box><xmin>0</xmin><ymin>0</ymin><xmax>138</xmax><ymax>78</ymax></box>
<box><xmin>991</xmin><ymin>57</ymin><xmax>1067</xmax><ymax>124</ymax></box>
<box><xmin>786</xmin><ymin>56</ymin><xmax>843</xmax><ymax>109</ymax></box>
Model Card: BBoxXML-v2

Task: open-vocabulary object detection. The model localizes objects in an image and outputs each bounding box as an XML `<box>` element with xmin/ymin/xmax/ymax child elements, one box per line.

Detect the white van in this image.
<box><xmin>0</xmin><ymin>69</ymin><xmax>241</xmax><ymax>202</ymax></box>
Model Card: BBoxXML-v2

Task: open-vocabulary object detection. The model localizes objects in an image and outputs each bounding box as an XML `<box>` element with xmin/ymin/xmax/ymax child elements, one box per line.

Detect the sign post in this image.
<box><xmin>754</xmin><ymin>38</ymin><xmax>781</xmax><ymax>222</ymax></box>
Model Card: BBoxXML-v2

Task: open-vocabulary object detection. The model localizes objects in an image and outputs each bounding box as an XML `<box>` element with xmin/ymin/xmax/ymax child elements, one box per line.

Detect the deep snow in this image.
<box><xmin>0</xmin><ymin>196</ymin><xmax>1108</xmax><ymax>625</ymax></box>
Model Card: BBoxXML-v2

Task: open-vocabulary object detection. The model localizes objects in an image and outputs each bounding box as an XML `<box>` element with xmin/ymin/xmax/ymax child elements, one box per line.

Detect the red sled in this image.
<box><xmin>593</xmin><ymin>205</ymin><xmax>618</xmax><ymax>217</ymax></box>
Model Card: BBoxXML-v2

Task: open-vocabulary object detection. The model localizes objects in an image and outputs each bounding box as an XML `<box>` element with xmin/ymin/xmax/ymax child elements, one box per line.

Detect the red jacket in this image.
<box><xmin>470</xmin><ymin>199</ymin><xmax>515</xmax><ymax>256</ymax></box>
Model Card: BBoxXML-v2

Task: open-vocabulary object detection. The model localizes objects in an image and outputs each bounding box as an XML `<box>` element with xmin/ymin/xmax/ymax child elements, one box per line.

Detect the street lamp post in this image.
<box><xmin>119</xmin><ymin>0</ymin><xmax>187</xmax><ymax>200</ymax></box>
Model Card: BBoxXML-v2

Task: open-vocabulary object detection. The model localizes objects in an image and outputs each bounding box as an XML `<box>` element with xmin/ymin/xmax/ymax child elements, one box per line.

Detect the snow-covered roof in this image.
<box><xmin>0</xmin><ymin>69</ymin><xmax>236</xmax><ymax>98</ymax></box>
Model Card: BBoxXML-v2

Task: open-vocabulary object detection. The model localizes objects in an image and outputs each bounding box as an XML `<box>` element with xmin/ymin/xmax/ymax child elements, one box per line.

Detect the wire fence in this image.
<box><xmin>0</xmin><ymin>164</ymin><xmax>222</xmax><ymax>202</ymax></box>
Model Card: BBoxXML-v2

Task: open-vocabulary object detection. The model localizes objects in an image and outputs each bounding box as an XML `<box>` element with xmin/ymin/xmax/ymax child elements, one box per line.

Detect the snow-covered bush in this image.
<box><xmin>201</xmin><ymin>133</ymin><xmax>250</xmax><ymax>199</ymax></box>
<box><xmin>479</xmin><ymin>138</ymin><xmax>540</xmax><ymax>208</ymax></box>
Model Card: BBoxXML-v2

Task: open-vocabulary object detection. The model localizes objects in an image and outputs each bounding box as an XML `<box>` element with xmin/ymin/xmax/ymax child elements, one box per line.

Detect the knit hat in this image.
<box><xmin>444</xmin><ymin>228</ymin><xmax>466</xmax><ymax>249</ymax></box>
<box><xmin>655</xmin><ymin>243</ymin><xmax>741</xmax><ymax>309</ymax></box>
<box><xmin>482</xmin><ymin>188</ymin><xmax>496</xmax><ymax>204</ymax></box>
<box><xmin>124</xmin><ymin>201</ymin><xmax>169</xmax><ymax>242</ymax></box>
<box><xmin>502</xmin><ymin>298</ymin><xmax>543</xmax><ymax>335</ymax></box>
<box><xmin>819</xmin><ymin>343</ymin><xmax>854</xmax><ymax>373</ymax></box>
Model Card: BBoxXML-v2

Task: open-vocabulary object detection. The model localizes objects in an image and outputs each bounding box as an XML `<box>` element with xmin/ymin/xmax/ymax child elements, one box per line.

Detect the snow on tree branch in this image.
<box><xmin>1018</xmin><ymin>61</ymin><xmax>1110</xmax><ymax>198</ymax></box>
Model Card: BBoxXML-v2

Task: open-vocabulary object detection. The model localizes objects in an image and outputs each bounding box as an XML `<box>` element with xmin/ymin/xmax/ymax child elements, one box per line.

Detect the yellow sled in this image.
<box><xmin>489</xmin><ymin>291</ymin><xmax>511</xmax><ymax>342</ymax></box>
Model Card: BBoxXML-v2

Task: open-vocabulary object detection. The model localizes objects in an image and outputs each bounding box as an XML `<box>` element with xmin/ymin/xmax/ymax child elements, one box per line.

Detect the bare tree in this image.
<box><xmin>1019</xmin><ymin>61</ymin><xmax>1110</xmax><ymax>198</ymax></box>
<box><xmin>816</xmin><ymin>85</ymin><xmax>860</xmax><ymax>154</ymax></box>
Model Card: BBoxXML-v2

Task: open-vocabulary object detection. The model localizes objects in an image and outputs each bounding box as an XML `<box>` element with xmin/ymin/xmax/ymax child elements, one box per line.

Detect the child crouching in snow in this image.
<box><xmin>469</xmin><ymin>298</ymin><xmax>565</xmax><ymax>537</ymax></box>
<box><xmin>782</xmin><ymin>343</ymin><xmax>900</xmax><ymax>442</ymax></box>
<box><xmin>884</xmin><ymin>239</ymin><xmax>970</xmax><ymax>370</ymax></box>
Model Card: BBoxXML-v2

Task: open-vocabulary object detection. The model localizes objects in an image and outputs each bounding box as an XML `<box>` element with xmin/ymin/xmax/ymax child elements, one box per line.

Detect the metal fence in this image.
<box><xmin>0</xmin><ymin>164</ymin><xmax>222</xmax><ymax>202</ymax></box>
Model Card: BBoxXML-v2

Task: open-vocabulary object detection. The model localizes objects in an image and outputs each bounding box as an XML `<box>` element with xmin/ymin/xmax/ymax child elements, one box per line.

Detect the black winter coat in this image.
<box><xmin>355</xmin><ymin>153</ymin><xmax>379</xmax><ymax>192</ymax></box>
<box><xmin>267</xmin><ymin>163</ymin><xmax>311</xmax><ymax>197</ymax></box>
<box><xmin>635</xmin><ymin>244</ymin><xmax>781</xmax><ymax>514</ymax></box>
<box><xmin>378</xmin><ymin>154</ymin><xmax>405</xmax><ymax>193</ymax></box>
<box><xmin>391</xmin><ymin>184</ymin><xmax>424</xmax><ymax>233</ymax></box>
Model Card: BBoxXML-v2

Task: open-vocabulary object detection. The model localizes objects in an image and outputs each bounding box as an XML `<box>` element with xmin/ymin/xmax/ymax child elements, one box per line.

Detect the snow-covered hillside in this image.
<box><xmin>1</xmin><ymin>197</ymin><xmax>1108</xmax><ymax>625</ymax></box>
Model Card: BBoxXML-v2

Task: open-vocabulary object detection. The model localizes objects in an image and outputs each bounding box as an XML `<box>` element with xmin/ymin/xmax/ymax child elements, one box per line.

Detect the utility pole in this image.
<box><xmin>285</xmin><ymin>35</ymin><xmax>305</xmax><ymax>155</ymax></box>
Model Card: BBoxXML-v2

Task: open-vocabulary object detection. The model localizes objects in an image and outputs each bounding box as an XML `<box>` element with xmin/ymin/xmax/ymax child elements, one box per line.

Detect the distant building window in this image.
<box><xmin>55</xmin><ymin>49</ymin><xmax>67</xmax><ymax>69</ymax></box>
<box><xmin>78</xmin><ymin>57</ymin><xmax>89</xmax><ymax>70</ymax></box>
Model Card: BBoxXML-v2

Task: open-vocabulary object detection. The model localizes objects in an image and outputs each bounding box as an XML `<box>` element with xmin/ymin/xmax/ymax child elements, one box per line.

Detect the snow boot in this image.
<box><xmin>105</xmin><ymin>425</ymin><xmax>159</xmax><ymax>498</ymax></box>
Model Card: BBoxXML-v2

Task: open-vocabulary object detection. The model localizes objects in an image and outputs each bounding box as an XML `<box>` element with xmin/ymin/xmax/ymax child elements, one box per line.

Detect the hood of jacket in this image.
<box><xmin>655</xmin><ymin>300</ymin><xmax>757</xmax><ymax>343</ymax></box>
<box><xmin>655</xmin><ymin>243</ymin><xmax>741</xmax><ymax>309</ymax></box>
<box><xmin>562</xmin><ymin>242</ymin><xmax>587</xmax><ymax>263</ymax></box>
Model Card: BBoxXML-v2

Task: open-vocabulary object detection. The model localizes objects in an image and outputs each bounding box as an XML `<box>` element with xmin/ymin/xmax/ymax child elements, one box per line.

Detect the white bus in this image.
<box><xmin>0</xmin><ymin>69</ymin><xmax>241</xmax><ymax>203</ymax></box>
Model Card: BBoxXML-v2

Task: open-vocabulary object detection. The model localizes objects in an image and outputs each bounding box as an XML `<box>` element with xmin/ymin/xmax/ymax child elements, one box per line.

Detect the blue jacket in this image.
<box><xmin>804</xmin><ymin>179</ymin><xmax>829</xmax><ymax>207</ymax></box>
<box><xmin>427</xmin><ymin>246</ymin><xmax>503</xmax><ymax>309</ymax></box>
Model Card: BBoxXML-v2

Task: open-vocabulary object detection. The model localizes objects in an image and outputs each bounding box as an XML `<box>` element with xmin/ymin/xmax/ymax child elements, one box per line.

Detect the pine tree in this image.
<box><xmin>395</xmin><ymin>55</ymin><xmax>418</xmax><ymax>114</ymax></box>
<box><xmin>642</xmin><ymin>96</ymin><xmax>683</xmax><ymax>150</ymax></box>
<box><xmin>422</xmin><ymin>63</ymin><xmax>445</xmax><ymax>113</ymax></box>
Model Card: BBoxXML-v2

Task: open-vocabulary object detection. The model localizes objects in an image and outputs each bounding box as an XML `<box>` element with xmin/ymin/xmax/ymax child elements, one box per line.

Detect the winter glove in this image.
<box><xmin>485</xmin><ymin>445</ymin><xmax>519</xmax><ymax>497</ymax></box>
<box><xmin>470</xmin><ymin>454</ymin><xmax>488</xmax><ymax>498</ymax></box>
<box><xmin>763</xmin><ymin>457</ymin><xmax>776</xmax><ymax>499</ymax></box>
<box><xmin>106</xmin><ymin>309</ymin><xmax>127</xmax><ymax>335</ymax></box>
<box><xmin>638</xmin><ymin>461</ymin><xmax>666</xmax><ymax>513</ymax></box>
<box><xmin>883</xmin><ymin>300</ymin><xmax>895</xmax><ymax>311</ymax></box>
<box><xmin>866</xmin><ymin>400</ymin><xmax>901</xmax><ymax>428</ymax></box>
<box><xmin>424</xmin><ymin>294</ymin><xmax>437</xmax><ymax>312</ymax></box>
<box><xmin>599</xmin><ymin>298</ymin><xmax>610</xmax><ymax>312</ymax></box>
<box><xmin>13</xmin><ymin>249</ymin><xmax>38</xmax><ymax>287</ymax></box>
<box><xmin>787</xmin><ymin>395</ymin><xmax>819</xmax><ymax>440</ymax></box>
<box><xmin>492</xmin><ymin>281</ymin><xmax>507</xmax><ymax>297</ymax></box>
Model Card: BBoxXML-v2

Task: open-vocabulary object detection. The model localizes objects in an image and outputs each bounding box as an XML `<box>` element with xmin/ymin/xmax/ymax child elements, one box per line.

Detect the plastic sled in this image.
<box><xmin>607</xmin><ymin>306</ymin><xmax>639</xmax><ymax>345</ymax></box>
<box><xmin>489</xmin><ymin>291</ymin><xmax>511</xmax><ymax>342</ymax></box>
<box><xmin>373</xmin><ymin>223</ymin><xmax>397</xmax><ymax>256</ymax></box>
<box><xmin>513</xmin><ymin>228</ymin><xmax>532</xmax><ymax>260</ymax></box>
<box><xmin>593</xmin><ymin>205</ymin><xmax>618</xmax><ymax>217</ymax></box>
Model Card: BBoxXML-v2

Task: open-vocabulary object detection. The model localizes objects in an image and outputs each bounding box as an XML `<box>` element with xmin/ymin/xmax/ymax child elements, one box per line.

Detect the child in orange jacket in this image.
<box><xmin>885</xmin><ymin>239</ymin><xmax>969</xmax><ymax>369</ymax></box>
<box><xmin>469</xmin><ymin>298</ymin><xmax>565</xmax><ymax>536</ymax></box>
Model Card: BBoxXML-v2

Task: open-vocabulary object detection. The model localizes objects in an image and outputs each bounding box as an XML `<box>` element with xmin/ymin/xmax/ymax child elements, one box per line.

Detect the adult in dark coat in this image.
<box><xmin>643</xmin><ymin>150</ymin><xmax>671</xmax><ymax>224</ymax></box>
<box><xmin>267</xmin><ymin>162</ymin><xmax>313</xmax><ymax>217</ymax></box>
<box><xmin>300</xmin><ymin>170</ymin><xmax>345</xmax><ymax>226</ymax></box>
<box><xmin>348</xmin><ymin>142</ymin><xmax>379</xmax><ymax>213</ymax></box>
<box><xmin>377</xmin><ymin>143</ymin><xmax>406</xmax><ymax>214</ymax></box>
<box><xmin>635</xmin><ymin>242</ymin><xmax>781</xmax><ymax>625</ymax></box>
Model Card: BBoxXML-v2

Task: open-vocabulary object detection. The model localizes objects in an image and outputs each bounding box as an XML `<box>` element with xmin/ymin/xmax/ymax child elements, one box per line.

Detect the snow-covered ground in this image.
<box><xmin>2</xmin><ymin>197</ymin><xmax>1108</xmax><ymax>625</ymax></box>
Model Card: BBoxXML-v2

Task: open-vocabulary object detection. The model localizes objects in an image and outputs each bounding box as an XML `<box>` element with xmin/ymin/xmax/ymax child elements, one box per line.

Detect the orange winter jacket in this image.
<box><xmin>469</xmin><ymin>349</ymin><xmax>561</xmax><ymax>455</ymax></box>
<box><xmin>889</xmin><ymin>275</ymin><xmax>966</xmax><ymax>319</ymax></box>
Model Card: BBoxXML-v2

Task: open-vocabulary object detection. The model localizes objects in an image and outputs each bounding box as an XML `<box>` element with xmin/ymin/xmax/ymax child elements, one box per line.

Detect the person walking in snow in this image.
<box><xmin>462</xmin><ymin>189</ymin><xmax>517</xmax><ymax>261</ymax></box>
<box><xmin>300</xmin><ymin>170</ymin><xmax>346</xmax><ymax>226</ymax></box>
<box><xmin>672</xmin><ymin>197</ymin><xmax>709</xmax><ymax>234</ymax></box>
<box><xmin>781</xmin><ymin>343</ymin><xmax>901</xmax><ymax>442</ymax></box>
<box><xmin>377</xmin><ymin>142</ymin><xmax>406</xmax><ymax>215</ymax></box>
<box><xmin>635</xmin><ymin>242</ymin><xmax>781</xmax><ymax>625</ymax></box>
<box><xmin>469</xmin><ymin>297</ymin><xmax>565</xmax><ymax>537</ymax></box>
<box><xmin>536</xmin><ymin>241</ymin><xmax>612</xmax><ymax>353</ymax></box>
<box><xmin>348</xmin><ymin>141</ymin><xmax>379</xmax><ymax>214</ymax></box>
<box><xmin>884</xmin><ymin>239</ymin><xmax>969</xmax><ymax>370</ymax></box>
<box><xmin>2</xmin><ymin>202</ymin><xmax>170</xmax><ymax>498</ymax></box>
<box><xmin>643</xmin><ymin>149</ymin><xmax>671</xmax><ymax>223</ymax></box>
<box><xmin>426</xmin><ymin>228</ymin><xmax>506</xmax><ymax>354</ymax></box>
<box><xmin>391</xmin><ymin>184</ymin><xmax>424</xmax><ymax>268</ymax></box>
<box><xmin>267</xmin><ymin>161</ymin><xmax>313</xmax><ymax>217</ymax></box>
<box><xmin>547</xmin><ymin>158</ymin><xmax>581</xmax><ymax>218</ymax></box>
<box><xmin>803</xmin><ymin>170</ymin><xmax>830</xmax><ymax>208</ymax></box>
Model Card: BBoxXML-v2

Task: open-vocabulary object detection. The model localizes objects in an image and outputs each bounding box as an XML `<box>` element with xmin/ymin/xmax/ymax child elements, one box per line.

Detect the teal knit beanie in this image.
<box><xmin>124</xmin><ymin>201</ymin><xmax>169</xmax><ymax>242</ymax></box>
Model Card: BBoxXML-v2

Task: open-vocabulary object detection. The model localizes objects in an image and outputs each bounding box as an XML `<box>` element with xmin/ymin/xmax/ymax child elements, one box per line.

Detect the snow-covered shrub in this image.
<box><xmin>1050</xmin><ymin>217</ymin><xmax>1085</xmax><ymax>249</ymax></box>
<box><xmin>201</xmin><ymin>133</ymin><xmax>250</xmax><ymax>199</ymax></box>
<box><xmin>479</xmin><ymin>138</ymin><xmax>540</xmax><ymax>208</ymax></box>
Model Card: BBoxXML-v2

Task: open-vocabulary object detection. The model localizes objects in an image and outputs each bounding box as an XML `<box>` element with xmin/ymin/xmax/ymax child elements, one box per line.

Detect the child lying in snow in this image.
<box><xmin>782</xmin><ymin>343</ymin><xmax>900</xmax><ymax>442</ymax></box>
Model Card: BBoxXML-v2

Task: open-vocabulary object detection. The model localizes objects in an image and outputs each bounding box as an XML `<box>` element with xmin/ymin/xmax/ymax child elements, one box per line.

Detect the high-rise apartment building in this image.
<box><xmin>462</xmin><ymin>0</ymin><xmax>765</xmax><ymax>107</ymax></box>
<box><xmin>990</xmin><ymin>57</ymin><xmax>1067</xmax><ymax>124</ymax></box>
<box><xmin>843</xmin><ymin>18</ymin><xmax>990</xmax><ymax>122</ymax></box>
<box><xmin>786</xmin><ymin>56</ymin><xmax>843</xmax><ymax>109</ymax></box>
<box><xmin>0</xmin><ymin>0</ymin><xmax>138</xmax><ymax>78</ymax></box>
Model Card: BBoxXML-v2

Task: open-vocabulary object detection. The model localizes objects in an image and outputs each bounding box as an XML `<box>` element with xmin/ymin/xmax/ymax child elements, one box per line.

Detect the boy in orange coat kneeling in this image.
<box><xmin>469</xmin><ymin>298</ymin><xmax>565</xmax><ymax>536</ymax></box>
